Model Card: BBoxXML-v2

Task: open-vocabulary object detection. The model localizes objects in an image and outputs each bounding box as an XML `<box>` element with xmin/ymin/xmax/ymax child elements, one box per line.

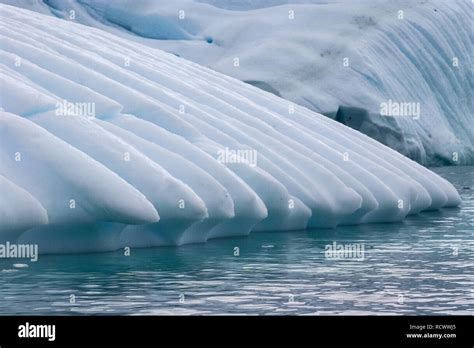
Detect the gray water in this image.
<box><xmin>0</xmin><ymin>166</ymin><xmax>472</xmax><ymax>315</ymax></box>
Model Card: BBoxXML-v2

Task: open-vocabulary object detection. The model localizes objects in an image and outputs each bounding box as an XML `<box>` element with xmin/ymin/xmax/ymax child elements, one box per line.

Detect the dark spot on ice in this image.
<box><xmin>244</xmin><ymin>80</ymin><xmax>282</xmax><ymax>97</ymax></box>
<box><xmin>320</xmin><ymin>49</ymin><xmax>331</xmax><ymax>58</ymax></box>
<box><xmin>352</xmin><ymin>15</ymin><xmax>377</xmax><ymax>29</ymax></box>
<box><xmin>206</xmin><ymin>37</ymin><xmax>213</xmax><ymax>44</ymax></box>
<box><xmin>332</xmin><ymin>105</ymin><xmax>422</xmax><ymax>162</ymax></box>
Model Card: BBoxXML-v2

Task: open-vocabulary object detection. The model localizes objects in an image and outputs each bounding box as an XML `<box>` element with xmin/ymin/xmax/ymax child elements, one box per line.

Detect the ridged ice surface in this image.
<box><xmin>16</xmin><ymin>0</ymin><xmax>470</xmax><ymax>166</ymax></box>
<box><xmin>0</xmin><ymin>4</ymin><xmax>461</xmax><ymax>253</ymax></box>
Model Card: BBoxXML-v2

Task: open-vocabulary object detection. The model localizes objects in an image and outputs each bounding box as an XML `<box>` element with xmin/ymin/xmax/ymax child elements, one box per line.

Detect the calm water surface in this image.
<box><xmin>0</xmin><ymin>166</ymin><xmax>472</xmax><ymax>315</ymax></box>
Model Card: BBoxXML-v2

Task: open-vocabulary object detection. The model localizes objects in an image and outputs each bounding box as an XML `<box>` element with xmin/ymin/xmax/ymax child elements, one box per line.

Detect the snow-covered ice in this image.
<box><xmin>11</xmin><ymin>0</ymin><xmax>470</xmax><ymax>166</ymax></box>
<box><xmin>0</xmin><ymin>4</ymin><xmax>462</xmax><ymax>253</ymax></box>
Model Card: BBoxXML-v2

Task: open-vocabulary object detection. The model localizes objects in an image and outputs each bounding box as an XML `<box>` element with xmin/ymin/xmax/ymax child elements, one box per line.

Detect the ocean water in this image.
<box><xmin>0</xmin><ymin>166</ymin><xmax>472</xmax><ymax>315</ymax></box>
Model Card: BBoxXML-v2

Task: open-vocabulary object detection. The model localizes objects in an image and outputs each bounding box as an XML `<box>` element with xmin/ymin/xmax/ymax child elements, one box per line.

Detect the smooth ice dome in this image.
<box><xmin>0</xmin><ymin>4</ymin><xmax>461</xmax><ymax>254</ymax></box>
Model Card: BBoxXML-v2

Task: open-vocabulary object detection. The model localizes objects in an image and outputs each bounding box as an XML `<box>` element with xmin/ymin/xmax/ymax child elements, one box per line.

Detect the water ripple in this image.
<box><xmin>0</xmin><ymin>166</ymin><xmax>472</xmax><ymax>315</ymax></box>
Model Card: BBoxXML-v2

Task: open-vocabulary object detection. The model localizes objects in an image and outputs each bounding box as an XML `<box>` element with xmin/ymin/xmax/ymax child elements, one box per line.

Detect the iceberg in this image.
<box><xmin>0</xmin><ymin>4</ymin><xmax>461</xmax><ymax>254</ymax></box>
<box><xmin>12</xmin><ymin>0</ymin><xmax>470</xmax><ymax>166</ymax></box>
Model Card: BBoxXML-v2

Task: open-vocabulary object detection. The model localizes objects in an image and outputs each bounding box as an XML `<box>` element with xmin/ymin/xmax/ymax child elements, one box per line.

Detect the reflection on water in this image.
<box><xmin>0</xmin><ymin>166</ymin><xmax>472</xmax><ymax>315</ymax></box>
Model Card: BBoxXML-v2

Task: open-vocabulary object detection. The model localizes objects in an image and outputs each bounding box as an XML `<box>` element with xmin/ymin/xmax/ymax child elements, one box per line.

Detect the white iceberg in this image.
<box><xmin>13</xmin><ymin>0</ymin><xmax>470</xmax><ymax>165</ymax></box>
<box><xmin>0</xmin><ymin>4</ymin><xmax>461</xmax><ymax>254</ymax></box>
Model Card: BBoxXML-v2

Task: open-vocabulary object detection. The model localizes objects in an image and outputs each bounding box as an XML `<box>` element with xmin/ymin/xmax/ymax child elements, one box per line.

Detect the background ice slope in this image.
<box><xmin>0</xmin><ymin>4</ymin><xmax>461</xmax><ymax>254</ymax></box>
<box><xmin>6</xmin><ymin>0</ymin><xmax>471</xmax><ymax>166</ymax></box>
